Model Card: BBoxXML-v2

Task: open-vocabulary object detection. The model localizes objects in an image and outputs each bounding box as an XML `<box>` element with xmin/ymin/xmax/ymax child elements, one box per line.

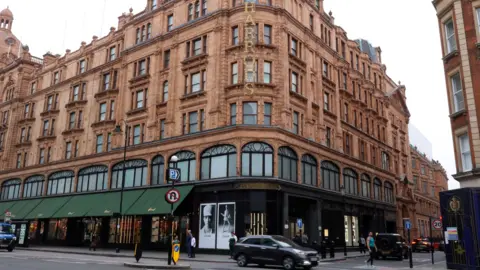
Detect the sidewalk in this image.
<box><xmin>17</xmin><ymin>246</ymin><xmax>368</xmax><ymax>263</ymax></box>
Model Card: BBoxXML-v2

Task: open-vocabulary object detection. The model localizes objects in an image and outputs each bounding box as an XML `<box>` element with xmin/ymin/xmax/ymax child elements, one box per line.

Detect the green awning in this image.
<box><xmin>7</xmin><ymin>199</ymin><xmax>42</xmax><ymax>220</ymax></box>
<box><xmin>52</xmin><ymin>193</ymin><xmax>107</xmax><ymax>218</ymax></box>
<box><xmin>125</xmin><ymin>185</ymin><xmax>193</xmax><ymax>215</ymax></box>
<box><xmin>84</xmin><ymin>190</ymin><xmax>145</xmax><ymax>217</ymax></box>
<box><xmin>24</xmin><ymin>196</ymin><xmax>72</xmax><ymax>220</ymax></box>
<box><xmin>0</xmin><ymin>201</ymin><xmax>17</xmax><ymax>217</ymax></box>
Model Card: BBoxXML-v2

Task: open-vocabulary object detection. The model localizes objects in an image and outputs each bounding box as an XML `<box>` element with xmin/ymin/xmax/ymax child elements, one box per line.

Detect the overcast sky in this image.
<box><xmin>3</xmin><ymin>0</ymin><xmax>458</xmax><ymax>189</ymax></box>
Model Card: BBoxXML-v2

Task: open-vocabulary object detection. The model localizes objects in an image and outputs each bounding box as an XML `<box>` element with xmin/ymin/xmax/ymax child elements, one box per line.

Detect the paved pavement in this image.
<box><xmin>0</xmin><ymin>249</ymin><xmax>447</xmax><ymax>270</ymax></box>
<box><xmin>17</xmin><ymin>245</ymin><xmax>366</xmax><ymax>263</ymax></box>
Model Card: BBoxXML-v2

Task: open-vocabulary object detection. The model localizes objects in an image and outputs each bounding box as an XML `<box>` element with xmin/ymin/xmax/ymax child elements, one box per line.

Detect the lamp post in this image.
<box><xmin>340</xmin><ymin>185</ymin><xmax>347</xmax><ymax>257</ymax></box>
<box><xmin>113</xmin><ymin>121</ymin><xmax>128</xmax><ymax>253</ymax></box>
<box><xmin>167</xmin><ymin>155</ymin><xmax>179</xmax><ymax>266</ymax></box>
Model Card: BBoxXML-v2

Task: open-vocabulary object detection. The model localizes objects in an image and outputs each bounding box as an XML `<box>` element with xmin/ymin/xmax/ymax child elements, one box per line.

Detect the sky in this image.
<box><xmin>2</xmin><ymin>0</ymin><xmax>459</xmax><ymax>189</ymax></box>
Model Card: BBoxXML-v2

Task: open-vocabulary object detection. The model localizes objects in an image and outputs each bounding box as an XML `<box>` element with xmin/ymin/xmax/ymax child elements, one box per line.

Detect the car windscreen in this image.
<box><xmin>272</xmin><ymin>236</ymin><xmax>301</xmax><ymax>248</ymax></box>
<box><xmin>0</xmin><ymin>225</ymin><xmax>12</xmax><ymax>234</ymax></box>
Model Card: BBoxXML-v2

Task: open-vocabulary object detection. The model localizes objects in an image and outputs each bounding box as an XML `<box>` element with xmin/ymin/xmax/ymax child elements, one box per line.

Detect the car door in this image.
<box><xmin>260</xmin><ymin>238</ymin><xmax>281</xmax><ymax>264</ymax></box>
<box><xmin>241</xmin><ymin>237</ymin><xmax>263</xmax><ymax>263</ymax></box>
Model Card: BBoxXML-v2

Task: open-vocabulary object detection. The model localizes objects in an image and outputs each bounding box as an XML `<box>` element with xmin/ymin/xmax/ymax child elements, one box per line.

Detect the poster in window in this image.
<box><xmin>216</xmin><ymin>202</ymin><xmax>236</xmax><ymax>249</ymax></box>
<box><xmin>199</xmin><ymin>203</ymin><xmax>216</xmax><ymax>249</ymax></box>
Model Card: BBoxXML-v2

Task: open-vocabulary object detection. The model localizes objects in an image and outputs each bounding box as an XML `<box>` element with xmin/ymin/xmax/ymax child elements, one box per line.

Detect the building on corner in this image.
<box><xmin>0</xmin><ymin>0</ymin><xmax>411</xmax><ymax>251</ymax></box>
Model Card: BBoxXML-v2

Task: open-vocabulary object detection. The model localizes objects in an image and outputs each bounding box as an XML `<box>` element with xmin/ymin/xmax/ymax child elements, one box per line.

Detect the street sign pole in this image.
<box><xmin>430</xmin><ymin>217</ymin><xmax>434</xmax><ymax>264</ymax></box>
<box><xmin>404</xmin><ymin>219</ymin><xmax>413</xmax><ymax>269</ymax></box>
<box><xmin>166</xmin><ymin>164</ymin><xmax>180</xmax><ymax>266</ymax></box>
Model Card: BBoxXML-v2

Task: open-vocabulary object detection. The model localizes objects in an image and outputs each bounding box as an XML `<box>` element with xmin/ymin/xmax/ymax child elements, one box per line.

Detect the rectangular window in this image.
<box><xmin>451</xmin><ymin>73</ymin><xmax>464</xmax><ymax>113</ymax></box>
<box><xmin>164</xmin><ymin>50</ymin><xmax>170</xmax><ymax>68</ymax></box>
<box><xmin>264</xmin><ymin>103</ymin><xmax>272</xmax><ymax>125</ymax></box>
<box><xmin>17</xmin><ymin>154</ymin><xmax>22</xmax><ymax>168</ymax></box>
<box><xmin>324</xmin><ymin>92</ymin><xmax>329</xmax><ymax>111</ymax></box>
<box><xmin>344</xmin><ymin>103</ymin><xmax>349</xmax><ymax>122</ymax></box>
<box><xmin>445</xmin><ymin>19</ymin><xmax>457</xmax><ymax>53</ymax></box>
<box><xmin>230</xmin><ymin>103</ymin><xmax>237</xmax><ymax>125</ymax></box>
<box><xmin>309</xmin><ymin>14</ymin><xmax>314</xmax><ymax>30</ymax></box>
<box><xmin>245</xmin><ymin>60</ymin><xmax>257</xmax><ymax>83</ymax></box>
<box><xmin>243</xmin><ymin>102</ymin><xmax>257</xmax><ymax>124</ymax></box>
<box><xmin>326</xmin><ymin>127</ymin><xmax>331</xmax><ymax>147</ymax></box>
<box><xmin>200</xmin><ymin>109</ymin><xmax>205</xmax><ymax>131</ymax></box>
<box><xmin>99</xmin><ymin>103</ymin><xmax>107</xmax><ymax>121</ymax></box>
<box><xmin>79</xmin><ymin>59</ymin><xmax>86</xmax><ymax>73</ymax></box>
<box><xmin>69</xmin><ymin>112</ymin><xmax>76</xmax><ymax>129</ymax></box>
<box><xmin>110</xmin><ymin>100</ymin><xmax>115</xmax><ymax>120</ymax></box>
<box><xmin>477</xmin><ymin>8</ymin><xmax>480</xmax><ymax>32</ymax></box>
<box><xmin>133</xmin><ymin>125</ymin><xmax>141</xmax><ymax>145</ymax></box>
<box><xmin>65</xmin><ymin>142</ymin><xmax>72</xmax><ymax>159</ymax></box>
<box><xmin>264</xmin><ymin>61</ymin><xmax>272</xmax><ymax>83</ymax></box>
<box><xmin>24</xmin><ymin>104</ymin><xmax>30</xmax><ymax>119</ymax></box>
<box><xmin>135</xmin><ymin>89</ymin><xmax>146</xmax><ymax>109</ymax></box>
<box><xmin>53</xmin><ymin>71</ymin><xmax>59</xmax><ymax>84</ymax></box>
<box><xmin>72</xmin><ymin>85</ymin><xmax>80</xmax><ymax>101</ymax></box>
<box><xmin>182</xmin><ymin>114</ymin><xmax>187</xmax><ymax>135</ymax></box>
<box><xmin>189</xmin><ymin>111</ymin><xmax>198</xmax><ymax>133</ymax></box>
<box><xmin>160</xmin><ymin>119</ymin><xmax>165</xmax><ymax>139</ymax></box>
<box><xmin>192</xmin><ymin>38</ymin><xmax>202</xmax><ymax>56</ymax></box>
<box><xmin>264</xmin><ymin>25</ymin><xmax>272</xmax><ymax>44</ymax></box>
<box><xmin>31</xmin><ymin>82</ymin><xmax>36</xmax><ymax>94</ymax></box>
<box><xmin>323</xmin><ymin>61</ymin><xmax>328</xmax><ymax>77</ymax></box>
<box><xmin>27</xmin><ymin>127</ymin><xmax>31</xmax><ymax>141</ymax></box>
<box><xmin>291</xmin><ymin>72</ymin><xmax>298</xmax><ymax>92</ymax></box>
<box><xmin>345</xmin><ymin>133</ymin><xmax>350</xmax><ymax>155</ymax></box>
<box><xmin>459</xmin><ymin>133</ymin><xmax>472</xmax><ymax>172</ymax></box>
<box><xmin>191</xmin><ymin>72</ymin><xmax>201</xmax><ymax>92</ymax></box>
<box><xmin>293</xmin><ymin>111</ymin><xmax>299</xmax><ymax>134</ymax></box>
<box><xmin>43</xmin><ymin>120</ymin><xmax>49</xmax><ymax>136</ymax></box>
<box><xmin>47</xmin><ymin>95</ymin><xmax>54</xmax><ymax>111</ymax></box>
<box><xmin>360</xmin><ymin>140</ymin><xmax>365</xmax><ymax>160</ymax></box>
<box><xmin>167</xmin><ymin>14</ymin><xmax>173</xmax><ymax>31</ymax></box>
<box><xmin>291</xmin><ymin>38</ymin><xmax>297</xmax><ymax>56</ymax></box>
<box><xmin>138</xmin><ymin>59</ymin><xmax>147</xmax><ymax>76</ymax></box>
<box><xmin>232</xmin><ymin>26</ymin><xmax>239</xmax><ymax>45</ymax></box>
<box><xmin>74</xmin><ymin>140</ymin><xmax>79</xmax><ymax>157</ymax></box>
<box><xmin>109</xmin><ymin>46</ymin><xmax>116</xmax><ymax>61</ymax></box>
<box><xmin>107</xmin><ymin>133</ymin><xmax>112</xmax><ymax>151</ymax></box>
<box><xmin>39</xmin><ymin>148</ymin><xmax>45</xmax><ymax>164</ymax></box>
<box><xmin>342</xmin><ymin>73</ymin><xmax>347</xmax><ymax>89</ymax></box>
<box><xmin>96</xmin><ymin>134</ymin><xmax>103</xmax><ymax>153</ymax></box>
<box><xmin>103</xmin><ymin>73</ymin><xmax>111</xmax><ymax>90</ymax></box>
<box><xmin>231</xmin><ymin>62</ymin><xmax>238</xmax><ymax>84</ymax></box>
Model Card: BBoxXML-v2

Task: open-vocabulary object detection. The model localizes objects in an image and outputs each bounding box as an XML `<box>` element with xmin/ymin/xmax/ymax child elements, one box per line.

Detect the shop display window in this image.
<box><xmin>47</xmin><ymin>219</ymin><xmax>67</xmax><ymax>241</ymax></box>
<box><xmin>29</xmin><ymin>221</ymin><xmax>38</xmax><ymax>240</ymax></box>
<box><xmin>344</xmin><ymin>215</ymin><xmax>359</xmax><ymax>246</ymax></box>
<box><xmin>108</xmin><ymin>216</ymin><xmax>142</xmax><ymax>244</ymax></box>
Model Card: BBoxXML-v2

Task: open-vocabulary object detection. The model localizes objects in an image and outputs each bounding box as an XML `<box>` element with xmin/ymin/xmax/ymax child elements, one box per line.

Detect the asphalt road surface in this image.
<box><xmin>0</xmin><ymin>250</ymin><xmax>446</xmax><ymax>270</ymax></box>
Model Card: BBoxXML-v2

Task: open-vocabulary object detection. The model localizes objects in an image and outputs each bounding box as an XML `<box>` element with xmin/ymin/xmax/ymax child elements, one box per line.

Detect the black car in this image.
<box><xmin>374</xmin><ymin>233</ymin><xmax>408</xmax><ymax>260</ymax></box>
<box><xmin>233</xmin><ymin>235</ymin><xmax>319</xmax><ymax>270</ymax></box>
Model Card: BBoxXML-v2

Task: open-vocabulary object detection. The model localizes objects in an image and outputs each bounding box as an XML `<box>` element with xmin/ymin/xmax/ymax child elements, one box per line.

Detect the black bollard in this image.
<box><xmin>329</xmin><ymin>240</ymin><xmax>335</xmax><ymax>258</ymax></box>
<box><xmin>321</xmin><ymin>241</ymin><xmax>327</xmax><ymax>259</ymax></box>
<box><xmin>134</xmin><ymin>243</ymin><xmax>143</xmax><ymax>263</ymax></box>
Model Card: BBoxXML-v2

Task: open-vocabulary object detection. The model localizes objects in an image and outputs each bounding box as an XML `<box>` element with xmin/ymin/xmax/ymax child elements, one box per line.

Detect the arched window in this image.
<box><xmin>47</xmin><ymin>171</ymin><xmax>74</xmax><ymax>195</ymax></box>
<box><xmin>302</xmin><ymin>154</ymin><xmax>317</xmax><ymax>185</ymax></box>
<box><xmin>384</xmin><ymin>181</ymin><xmax>394</xmax><ymax>203</ymax></box>
<box><xmin>201</xmin><ymin>145</ymin><xmax>237</xmax><ymax>180</ymax></box>
<box><xmin>147</xmin><ymin>23</ymin><xmax>152</xmax><ymax>39</ymax></box>
<box><xmin>23</xmin><ymin>175</ymin><xmax>45</xmax><ymax>198</ymax></box>
<box><xmin>194</xmin><ymin>1</ymin><xmax>200</xmax><ymax>18</ymax></box>
<box><xmin>151</xmin><ymin>155</ymin><xmax>165</xmax><ymax>185</ymax></box>
<box><xmin>1</xmin><ymin>179</ymin><xmax>21</xmax><ymax>200</ymax></box>
<box><xmin>78</xmin><ymin>165</ymin><xmax>108</xmax><ymax>192</ymax></box>
<box><xmin>321</xmin><ymin>161</ymin><xmax>339</xmax><ymax>191</ymax></box>
<box><xmin>169</xmin><ymin>151</ymin><xmax>196</xmax><ymax>182</ymax></box>
<box><xmin>278</xmin><ymin>147</ymin><xmax>298</xmax><ymax>181</ymax></box>
<box><xmin>373</xmin><ymin>178</ymin><xmax>382</xmax><ymax>200</ymax></box>
<box><xmin>361</xmin><ymin>174</ymin><xmax>371</xmax><ymax>198</ymax></box>
<box><xmin>241</xmin><ymin>142</ymin><xmax>273</xmax><ymax>177</ymax></box>
<box><xmin>163</xmin><ymin>81</ymin><xmax>169</xmax><ymax>102</ymax></box>
<box><xmin>343</xmin><ymin>168</ymin><xmax>358</xmax><ymax>195</ymax></box>
<box><xmin>188</xmin><ymin>4</ymin><xmax>194</xmax><ymax>21</ymax></box>
<box><xmin>111</xmin><ymin>159</ymin><xmax>147</xmax><ymax>189</ymax></box>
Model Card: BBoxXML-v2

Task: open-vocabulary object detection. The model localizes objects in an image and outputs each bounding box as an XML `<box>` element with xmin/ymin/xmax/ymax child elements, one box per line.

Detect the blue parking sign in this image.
<box><xmin>168</xmin><ymin>168</ymin><xmax>180</xmax><ymax>181</ymax></box>
<box><xmin>405</xmin><ymin>220</ymin><xmax>411</xmax><ymax>230</ymax></box>
<box><xmin>297</xmin><ymin>218</ymin><xmax>303</xmax><ymax>229</ymax></box>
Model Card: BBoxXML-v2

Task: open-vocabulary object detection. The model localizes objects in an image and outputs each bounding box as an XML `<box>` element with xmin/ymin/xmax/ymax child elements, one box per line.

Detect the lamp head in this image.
<box><xmin>170</xmin><ymin>155</ymin><xmax>179</xmax><ymax>162</ymax></box>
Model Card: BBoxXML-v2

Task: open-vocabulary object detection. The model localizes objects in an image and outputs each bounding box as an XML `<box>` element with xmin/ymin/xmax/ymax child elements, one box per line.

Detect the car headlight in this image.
<box><xmin>12</xmin><ymin>237</ymin><xmax>16</xmax><ymax>241</ymax></box>
<box><xmin>292</xmin><ymin>249</ymin><xmax>306</xmax><ymax>255</ymax></box>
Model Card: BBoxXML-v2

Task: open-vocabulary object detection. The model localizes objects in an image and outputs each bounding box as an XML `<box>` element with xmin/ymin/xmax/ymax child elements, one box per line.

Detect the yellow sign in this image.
<box><xmin>172</xmin><ymin>243</ymin><xmax>180</xmax><ymax>263</ymax></box>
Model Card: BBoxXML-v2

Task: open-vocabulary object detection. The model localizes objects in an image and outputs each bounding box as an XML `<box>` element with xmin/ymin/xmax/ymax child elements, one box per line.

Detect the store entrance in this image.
<box><xmin>287</xmin><ymin>196</ymin><xmax>317</xmax><ymax>241</ymax></box>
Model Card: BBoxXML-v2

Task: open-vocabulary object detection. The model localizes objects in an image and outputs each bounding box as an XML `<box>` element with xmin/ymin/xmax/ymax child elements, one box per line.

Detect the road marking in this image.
<box><xmin>43</xmin><ymin>259</ymin><xmax>87</xmax><ymax>264</ymax></box>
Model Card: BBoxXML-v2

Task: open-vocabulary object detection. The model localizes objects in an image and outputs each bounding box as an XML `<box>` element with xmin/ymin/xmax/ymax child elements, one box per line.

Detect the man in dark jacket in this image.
<box><xmin>186</xmin><ymin>230</ymin><xmax>192</xmax><ymax>258</ymax></box>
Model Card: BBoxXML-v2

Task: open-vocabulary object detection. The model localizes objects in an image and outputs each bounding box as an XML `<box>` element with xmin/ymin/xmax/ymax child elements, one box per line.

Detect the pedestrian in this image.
<box><xmin>365</xmin><ymin>232</ymin><xmax>377</xmax><ymax>268</ymax></box>
<box><xmin>89</xmin><ymin>235</ymin><xmax>97</xmax><ymax>251</ymax></box>
<box><xmin>302</xmin><ymin>232</ymin><xmax>309</xmax><ymax>245</ymax></box>
<box><xmin>228</xmin><ymin>231</ymin><xmax>237</xmax><ymax>259</ymax></box>
<box><xmin>186</xmin><ymin>230</ymin><xmax>192</xmax><ymax>258</ymax></box>
<box><xmin>359</xmin><ymin>235</ymin><xmax>366</xmax><ymax>254</ymax></box>
<box><xmin>190</xmin><ymin>233</ymin><xmax>196</xmax><ymax>258</ymax></box>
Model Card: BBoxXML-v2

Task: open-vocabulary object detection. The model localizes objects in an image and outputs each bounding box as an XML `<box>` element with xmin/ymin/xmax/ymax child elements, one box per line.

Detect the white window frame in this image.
<box><xmin>458</xmin><ymin>133</ymin><xmax>472</xmax><ymax>172</ymax></box>
<box><xmin>444</xmin><ymin>19</ymin><xmax>457</xmax><ymax>53</ymax></box>
<box><xmin>451</xmin><ymin>73</ymin><xmax>464</xmax><ymax>113</ymax></box>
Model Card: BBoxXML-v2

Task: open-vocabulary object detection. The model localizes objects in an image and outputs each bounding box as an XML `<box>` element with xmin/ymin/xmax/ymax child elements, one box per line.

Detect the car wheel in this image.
<box><xmin>282</xmin><ymin>256</ymin><xmax>295</xmax><ymax>270</ymax></box>
<box><xmin>237</xmin><ymin>254</ymin><xmax>248</xmax><ymax>267</ymax></box>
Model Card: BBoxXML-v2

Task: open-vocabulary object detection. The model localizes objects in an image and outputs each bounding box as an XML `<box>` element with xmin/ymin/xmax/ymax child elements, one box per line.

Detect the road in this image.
<box><xmin>0</xmin><ymin>250</ymin><xmax>446</xmax><ymax>270</ymax></box>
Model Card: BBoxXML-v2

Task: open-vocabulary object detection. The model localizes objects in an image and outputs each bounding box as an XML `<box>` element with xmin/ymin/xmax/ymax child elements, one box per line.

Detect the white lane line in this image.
<box><xmin>43</xmin><ymin>259</ymin><xmax>87</xmax><ymax>264</ymax></box>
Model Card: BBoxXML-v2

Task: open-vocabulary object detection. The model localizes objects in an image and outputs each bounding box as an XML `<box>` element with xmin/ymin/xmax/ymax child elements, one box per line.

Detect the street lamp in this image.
<box><xmin>340</xmin><ymin>185</ymin><xmax>347</xmax><ymax>256</ymax></box>
<box><xmin>167</xmin><ymin>155</ymin><xmax>178</xmax><ymax>266</ymax></box>
<box><xmin>113</xmin><ymin>120</ymin><xmax>128</xmax><ymax>253</ymax></box>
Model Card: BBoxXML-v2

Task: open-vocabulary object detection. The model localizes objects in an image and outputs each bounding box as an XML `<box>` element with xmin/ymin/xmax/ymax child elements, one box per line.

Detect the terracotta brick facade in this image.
<box><xmin>433</xmin><ymin>0</ymin><xmax>480</xmax><ymax>187</ymax></box>
<box><xmin>0</xmin><ymin>1</ymin><xmax>436</xmax><ymax>239</ymax></box>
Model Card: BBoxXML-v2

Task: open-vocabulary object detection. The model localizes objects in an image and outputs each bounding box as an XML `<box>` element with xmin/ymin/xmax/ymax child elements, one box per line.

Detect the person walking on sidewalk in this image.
<box><xmin>365</xmin><ymin>232</ymin><xmax>377</xmax><ymax>268</ymax></box>
<box><xmin>190</xmin><ymin>234</ymin><xmax>196</xmax><ymax>258</ymax></box>
<box><xmin>359</xmin><ymin>236</ymin><xmax>366</xmax><ymax>254</ymax></box>
<box><xmin>229</xmin><ymin>232</ymin><xmax>238</xmax><ymax>259</ymax></box>
<box><xmin>186</xmin><ymin>230</ymin><xmax>192</xmax><ymax>258</ymax></box>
